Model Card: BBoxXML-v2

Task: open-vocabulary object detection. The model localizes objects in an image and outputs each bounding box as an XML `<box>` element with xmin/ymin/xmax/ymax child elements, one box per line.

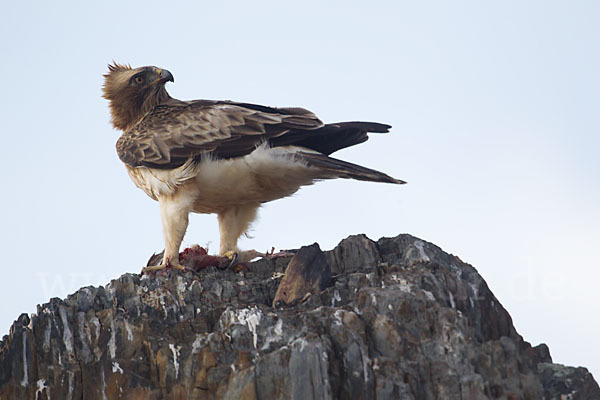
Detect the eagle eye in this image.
<box><xmin>133</xmin><ymin>75</ymin><xmax>145</xmax><ymax>85</ymax></box>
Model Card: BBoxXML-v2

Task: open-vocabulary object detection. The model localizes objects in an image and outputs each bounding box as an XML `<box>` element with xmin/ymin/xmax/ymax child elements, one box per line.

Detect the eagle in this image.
<box><xmin>103</xmin><ymin>63</ymin><xmax>405</xmax><ymax>272</ymax></box>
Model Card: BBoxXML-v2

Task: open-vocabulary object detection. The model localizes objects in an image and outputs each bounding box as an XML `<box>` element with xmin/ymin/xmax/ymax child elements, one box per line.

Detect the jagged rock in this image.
<box><xmin>538</xmin><ymin>363</ymin><xmax>600</xmax><ymax>400</ymax></box>
<box><xmin>0</xmin><ymin>233</ymin><xmax>597</xmax><ymax>399</ymax></box>
<box><xmin>273</xmin><ymin>243</ymin><xmax>332</xmax><ymax>306</ymax></box>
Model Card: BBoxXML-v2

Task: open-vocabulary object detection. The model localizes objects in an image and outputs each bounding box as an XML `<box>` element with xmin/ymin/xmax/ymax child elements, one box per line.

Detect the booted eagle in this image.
<box><xmin>103</xmin><ymin>63</ymin><xmax>405</xmax><ymax>272</ymax></box>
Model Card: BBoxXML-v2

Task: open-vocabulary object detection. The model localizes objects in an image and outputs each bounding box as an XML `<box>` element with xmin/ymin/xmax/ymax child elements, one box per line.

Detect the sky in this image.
<box><xmin>1</xmin><ymin>0</ymin><xmax>598</xmax><ymax>381</ymax></box>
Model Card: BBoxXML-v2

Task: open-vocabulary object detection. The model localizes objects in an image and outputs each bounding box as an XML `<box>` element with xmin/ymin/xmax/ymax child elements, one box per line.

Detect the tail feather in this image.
<box><xmin>295</xmin><ymin>151</ymin><xmax>406</xmax><ymax>184</ymax></box>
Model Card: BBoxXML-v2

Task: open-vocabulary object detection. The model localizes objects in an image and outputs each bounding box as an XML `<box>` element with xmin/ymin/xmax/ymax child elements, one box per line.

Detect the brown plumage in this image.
<box><xmin>103</xmin><ymin>63</ymin><xmax>405</xmax><ymax>272</ymax></box>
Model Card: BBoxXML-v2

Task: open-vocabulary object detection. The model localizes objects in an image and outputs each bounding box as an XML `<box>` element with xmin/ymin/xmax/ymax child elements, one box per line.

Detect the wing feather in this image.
<box><xmin>116</xmin><ymin>101</ymin><xmax>323</xmax><ymax>169</ymax></box>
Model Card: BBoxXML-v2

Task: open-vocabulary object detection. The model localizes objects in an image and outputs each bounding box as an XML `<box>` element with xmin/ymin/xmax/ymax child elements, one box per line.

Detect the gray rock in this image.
<box><xmin>538</xmin><ymin>362</ymin><xmax>600</xmax><ymax>400</ymax></box>
<box><xmin>273</xmin><ymin>243</ymin><xmax>332</xmax><ymax>306</ymax></box>
<box><xmin>0</xmin><ymin>233</ymin><xmax>597</xmax><ymax>399</ymax></box>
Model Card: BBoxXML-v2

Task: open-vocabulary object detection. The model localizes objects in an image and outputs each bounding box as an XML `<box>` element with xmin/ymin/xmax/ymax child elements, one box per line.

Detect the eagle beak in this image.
<box><xmin>154</xmin><ymin>68</ymin><xmax>174</xmax><ymax>84</ymax></box>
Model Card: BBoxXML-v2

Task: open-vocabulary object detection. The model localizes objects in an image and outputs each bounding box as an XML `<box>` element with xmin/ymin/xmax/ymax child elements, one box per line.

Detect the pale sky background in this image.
<box><xmin>1</xmin><ymin>0</ymin><xmax>598</xmax><ymax>381</ymax></box>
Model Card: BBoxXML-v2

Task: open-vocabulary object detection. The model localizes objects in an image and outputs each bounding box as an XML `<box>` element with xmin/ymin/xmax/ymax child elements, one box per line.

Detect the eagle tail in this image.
<box><xmin>296</xmin><ymin>151</ymin><xmax>406</xmax><ymax>184</ymax></box>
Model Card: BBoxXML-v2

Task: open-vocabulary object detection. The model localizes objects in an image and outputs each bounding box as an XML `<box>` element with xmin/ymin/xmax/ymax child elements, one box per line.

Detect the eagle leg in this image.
<box><xmin>217</xmin><ymin>204</ymin><xmax>259</xmax><ymax>257</ymax></box>
<box><xmin>151</xmin><ymin>194</ymin><xmax>194</xmax><ymax>272</ymax></box>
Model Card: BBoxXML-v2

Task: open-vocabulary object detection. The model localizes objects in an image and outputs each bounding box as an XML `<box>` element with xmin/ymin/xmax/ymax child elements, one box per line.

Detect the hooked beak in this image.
<box><xmin>154</xmin><ymin>68</ymin><xmax>174</xmax><ymax>84</ymax></box>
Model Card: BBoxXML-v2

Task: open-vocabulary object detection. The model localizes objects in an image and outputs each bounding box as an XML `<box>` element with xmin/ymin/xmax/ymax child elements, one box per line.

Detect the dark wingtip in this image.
<box><xmin>379</xmin><ymin>123</ymin><xmax>392</xmax><ymax>132</ymax></box>
<box><xmin>336</xmin><ymin>121</ymin><xmax>391</xmax><ymax>133</ymax></box>
<box><xmin>360</xmin><ymin>122</ymin><xmax>391</xmax><ymax>133</ymax></box>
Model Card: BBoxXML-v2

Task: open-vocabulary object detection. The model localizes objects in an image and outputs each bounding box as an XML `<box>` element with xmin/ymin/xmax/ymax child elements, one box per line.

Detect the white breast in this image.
<box><xmin>125</xmin><ymin>158</ymin><xmax>201</xmax><ymax>200</ymax></box>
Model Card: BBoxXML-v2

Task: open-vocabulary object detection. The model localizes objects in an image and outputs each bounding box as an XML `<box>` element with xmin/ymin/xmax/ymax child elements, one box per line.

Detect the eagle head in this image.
<box><xmin>102</xmin><ymin>62</ymin><xmax>174</xmax><ymax>131</ymax></box>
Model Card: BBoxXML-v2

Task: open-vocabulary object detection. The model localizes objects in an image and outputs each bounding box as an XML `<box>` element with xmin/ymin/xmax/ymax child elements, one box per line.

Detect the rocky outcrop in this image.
<box><xmin>0</xmin><ymin>234</ymin><xmax>598</xmax><ymax>399</ymax></box>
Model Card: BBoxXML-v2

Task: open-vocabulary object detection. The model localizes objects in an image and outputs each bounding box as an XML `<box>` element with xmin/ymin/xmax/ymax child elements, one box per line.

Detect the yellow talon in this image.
<box><xmin>142</xmin><ymin>260</ymin><xmax>185</xmax><ymax>274</ymax></box>
<box><xmin>222</xmin><ymin>251</ymin><xmax>239</xmax><ymax>268</ymax></box>
<box><xmin>142</xmin><ymin>264</ymin><xmax>167</xmax><ymax>273</ymax></box>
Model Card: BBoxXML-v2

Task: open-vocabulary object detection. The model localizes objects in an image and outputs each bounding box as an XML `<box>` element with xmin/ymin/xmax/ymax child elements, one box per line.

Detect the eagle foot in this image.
<box><xmin>142</xmin><ymin>259</ymin><xmax>186</xmax><ymax>274</ymax></box>
<box><xmin>222</xmin><ymin>251</ymin><xmax>239</xmax><ymax>269</ymax></box>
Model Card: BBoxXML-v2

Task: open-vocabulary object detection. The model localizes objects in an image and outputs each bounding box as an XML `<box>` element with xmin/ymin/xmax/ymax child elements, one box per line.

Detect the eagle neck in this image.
<box><xmin>117</xmin><ymin>87</ymin><xmax>172</xmax><ymax>132</ymax></box>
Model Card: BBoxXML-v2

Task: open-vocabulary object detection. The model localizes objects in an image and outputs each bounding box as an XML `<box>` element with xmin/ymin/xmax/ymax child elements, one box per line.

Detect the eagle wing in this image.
<box><xmin>116</xmin><ymin>101</ymin><xmax>324</xmax><ymax>169</ymax></box>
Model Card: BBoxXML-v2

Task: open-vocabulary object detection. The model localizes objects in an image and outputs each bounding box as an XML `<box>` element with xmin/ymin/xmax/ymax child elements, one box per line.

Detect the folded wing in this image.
<box><xmin>116</xmin><ymin>100</ymin><xmax>393</xmax><ymax>172</ymax></box>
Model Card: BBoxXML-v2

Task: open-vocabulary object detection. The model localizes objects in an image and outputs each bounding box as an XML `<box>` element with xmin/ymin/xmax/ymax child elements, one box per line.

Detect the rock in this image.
<box><xmin>273</xmin><ymin>243</ymin><xmax>332</xmax><ymax>306</ymax></box>
<box><xmin>0</xmin><ymin>233</ymin><xmax>597</xmax><ymax>399</ymax></box>
<box><xmin>538</xmin><ymin>363</ymin><xmax>600</xmax><ymax>400</ymax></box>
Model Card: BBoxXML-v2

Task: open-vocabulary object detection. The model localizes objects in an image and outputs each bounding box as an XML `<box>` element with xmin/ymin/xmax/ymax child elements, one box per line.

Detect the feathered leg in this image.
<box><xmin>143</xmin><ymin>193</ymin><xmax>195</xmax><ymax>273</ymax></box>
<box><xmin>217</xmin><ymin>204</ymin><xmax>260</xmax><ymax>262</ymax></box>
